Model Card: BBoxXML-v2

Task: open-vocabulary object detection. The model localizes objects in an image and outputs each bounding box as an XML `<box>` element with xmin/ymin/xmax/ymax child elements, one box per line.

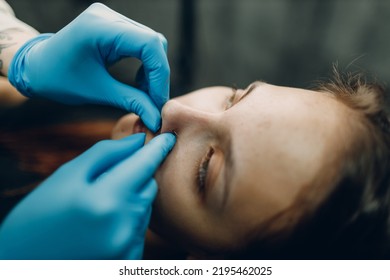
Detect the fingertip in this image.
<box><xmin>141</xmin><ymin>114</ymin><xmax>161</xmax><ymax>133</ymax></box>
<box><xmin>119</xmin><ymin>88</ymin><xmax>162</xmax><ymax>132</ymax></box>
<box><xmin>160</xmin><ymin>132</ymin><xmax>177</xmax><ymax>147</ymax></box>
<box><xmin>148</xmin><ymin>132</ymin><xmax>176</xmax><ymax>152</ymax></box>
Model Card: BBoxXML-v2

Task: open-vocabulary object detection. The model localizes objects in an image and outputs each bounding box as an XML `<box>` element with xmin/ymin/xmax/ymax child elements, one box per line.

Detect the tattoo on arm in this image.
<box><xmin>0</xmin><ymin>43</ymin><xmax>16</xmax><ymax>70</ymax></box>
<box><xmin>0</xmin><ymin>30</ymin><xmax>17</xmax><ymax>71</ymax></box>
<box><xmin>0</xmin><ymin>31</ymin><xmax>11</xmax><ymax>40</ymax></box>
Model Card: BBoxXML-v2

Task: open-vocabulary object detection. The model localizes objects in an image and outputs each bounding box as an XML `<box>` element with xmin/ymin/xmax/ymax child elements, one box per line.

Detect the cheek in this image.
<box><xmin>152</xmin><ymin>145</ymin><xmax>197</xmax><ymax>232</ymax></box>
<box><xmin>151</xmin><ymin>144</ymin><xmax>241</xmax><ymax>253</ymax></box>
<box><xmin>151</xmin><ymin>143</ymin><xmax>214</xmax><ymax>249</ymax></box>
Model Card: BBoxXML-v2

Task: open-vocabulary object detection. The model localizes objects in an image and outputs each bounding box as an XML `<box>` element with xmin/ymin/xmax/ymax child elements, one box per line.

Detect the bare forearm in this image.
<box><xmin>0</xmin><ymin>76</ymin><xmax>27</xmax><ymax>106</ymax></box>
<box><xmin>0</xmin><ymin>29</ymin><xmax>38</xmax><ymax>76</ymax></box>
<box><xmin>0</xmin><ymin>0</ymin><xmax>39</xmax><ymax>76</ymax></box>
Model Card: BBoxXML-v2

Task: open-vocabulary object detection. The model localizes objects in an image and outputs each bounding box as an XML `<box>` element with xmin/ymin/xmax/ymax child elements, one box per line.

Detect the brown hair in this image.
<box><xmin>0</xmin><ymin>100</ymin><xmax>119</xmax><ymax>222</ymax></box>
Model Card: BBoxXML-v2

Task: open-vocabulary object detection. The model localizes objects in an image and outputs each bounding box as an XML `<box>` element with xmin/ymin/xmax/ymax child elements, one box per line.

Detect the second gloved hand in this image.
<box><xmin>8</xmin><ymin>3</ymin><xmax>169</xmax><ymax>132</ymax></box>
<box><xmin>0</xmin><ymin>133</ymin><xmax>176</xmax><ymax>260</ymax></box>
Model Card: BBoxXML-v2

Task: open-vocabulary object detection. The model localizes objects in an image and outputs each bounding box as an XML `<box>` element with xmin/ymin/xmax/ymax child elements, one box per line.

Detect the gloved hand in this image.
<box><xmin>8</xmin><ymin>3</ymin><xmax>169</xmax><ymax>132</ymax></box>
<box><xmin>0</xmin><ymin>133</ymin><xmax>176</xmax><ymax>260</ymax></box>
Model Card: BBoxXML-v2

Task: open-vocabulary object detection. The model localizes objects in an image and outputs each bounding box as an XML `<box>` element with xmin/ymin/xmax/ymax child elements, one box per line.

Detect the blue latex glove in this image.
<box><xmin>8</xmin><ymin>3</ymin><xmax>169</xmax><ymax>132</ymax></box>
<box><xmin>0</xmin><ymin>133</ymin><xmax>176</xmax><ymax>260</ymax></box>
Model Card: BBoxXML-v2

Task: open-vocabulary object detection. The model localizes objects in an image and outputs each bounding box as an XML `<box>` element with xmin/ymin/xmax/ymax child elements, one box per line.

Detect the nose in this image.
<box><xmin>160</xmin><ymin>100</ymin><xmax>214</xmax><ymax>134</ymax></box>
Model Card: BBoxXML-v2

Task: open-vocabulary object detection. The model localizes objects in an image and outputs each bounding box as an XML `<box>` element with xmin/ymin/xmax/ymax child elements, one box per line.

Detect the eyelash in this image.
<box><xmin>195</xmin><ymin>89</ymin><xmax>237</xmax><ymax>195</ymax></box>
<box><xmin>225</xmin><ymin>87</ymin><xmax>238</xmax><ymax>110</ymax></box>
<box><xmin>196</xmin><ymin>147</ymin><xmax>215</xmax><ymax>194</ymax></box>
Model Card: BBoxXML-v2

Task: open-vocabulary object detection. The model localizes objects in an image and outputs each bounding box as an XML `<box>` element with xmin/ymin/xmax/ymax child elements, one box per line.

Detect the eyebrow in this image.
<box><xmin>222</xmin><ymin>81</ymin><xmax>263</xmax><ymax>206</ymax></box>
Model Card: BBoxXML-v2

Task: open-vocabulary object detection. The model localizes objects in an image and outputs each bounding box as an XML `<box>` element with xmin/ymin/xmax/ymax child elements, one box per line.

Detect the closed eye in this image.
<box><xmin>225</xmin><ymin>81</ymin><xmax>263</xmax><ymax>110</ymax></box>
<box><xmin>225</xmin><ymin>87</ymin><xmax>238</xmax><ymax>110</ymax></box>
<box><xmin>196</xmin><ymin>147</ymin><xmax>214</xmax><ymax>195</ymax></box>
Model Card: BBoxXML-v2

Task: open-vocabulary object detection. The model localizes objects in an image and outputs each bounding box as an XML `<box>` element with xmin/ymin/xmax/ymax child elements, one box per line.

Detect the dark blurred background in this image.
<box><xmin>6</xmin><ymin>0</ymin><xmax>390</xmax><ymax>97</ymax></box>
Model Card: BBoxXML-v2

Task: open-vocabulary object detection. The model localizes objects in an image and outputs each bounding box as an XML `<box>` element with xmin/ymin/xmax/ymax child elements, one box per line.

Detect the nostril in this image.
<box><xmin>160</xmin><ymin>100</ymin><xmax>179</xmax><ymax>134</ymax></box>
<box><xmin>160</xmin><ymin>99</ymin><xmax>178</xmax><ymax>119</ymax></box>
<box><xmin>160</xmin><ymin>99</ymin><xmax>206</xmax><ymax>135</ymax></box>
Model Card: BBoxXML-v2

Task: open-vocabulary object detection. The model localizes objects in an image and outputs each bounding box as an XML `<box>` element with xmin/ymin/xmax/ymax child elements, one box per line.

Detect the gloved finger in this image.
<box><xmin>122</xmin><ymin>185</ymin><xmax>154</xmax><ymax>260</ymax></box>
<box><xmin>136</xmin><ymin>178</ymin><xmax>158</xmax><ymax>202</ymax></box>
<box><xmin>106</xmin><ymin>77</ymin><xmax>161</xmax><ymax>132</ymax></box>
<box><xmin>135</xmin><ymin>33</ymin><xmax>168</xmax><ymax>95</ymax></box>
<box><xmin>91</xmin><ymin>4</ymin><xmax>168</xmax><ymax>52</ymax></box>
<box><xmin>140</xmin><ymin>34</ymin><xmax>169</xmax><ymax>111</ymax></box>
<box><xmin>99</xmin><ymin>133</ymin><xmax>176</xmax><ymax>195</ymax></box>
<box><xmin>123</xmin><ymin>231</ymin><xmax>144</xmax><ymax>260</ymax></box>
<box><xmin>104</xmin><ymin>25</ymin><xmax>170</xmax><ymax>111</ymax></box>
<box><xmin>90</xmin><ymin>3</ymin><xmax>156</xmax><ymax>33</ymax></box>
<box><xmin>135</xmin><ymin>65</ymin><xmax>148</xmax><ymax>93</ymax></box>
<box><xmin>157</xmin><ymin>33</ymin><xmax>168</xmax><ymax>54</ymax></box>
<box><xmin>69</xmin><ymin>134</ymin><xmax>146</xmax><ymax>181</ymax></box>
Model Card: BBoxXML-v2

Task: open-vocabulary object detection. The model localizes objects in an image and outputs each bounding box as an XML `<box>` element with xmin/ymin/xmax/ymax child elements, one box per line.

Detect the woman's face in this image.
<box><xmin>112</xmin><ymin>82</ymin><xmax>350</xmax><ymax>255</ymax></box>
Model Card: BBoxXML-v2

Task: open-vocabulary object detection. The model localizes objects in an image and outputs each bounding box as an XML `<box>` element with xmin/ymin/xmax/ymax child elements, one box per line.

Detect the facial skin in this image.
<box><xmin>111</xmin><ymin>82</ymin><xmax>351</xmax><ymax>256</ymax></box>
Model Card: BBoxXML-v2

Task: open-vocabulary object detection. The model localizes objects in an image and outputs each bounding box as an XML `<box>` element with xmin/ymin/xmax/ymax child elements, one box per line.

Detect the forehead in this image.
<box><xmin>224</xmin><ymin>84</ymin><xmax>347</xmax><ymax>228</ymax></box>
<box><xmin>227</xmin><ymin>83</ymin><xmax>345</xmax><ymax>148</ymax></box>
